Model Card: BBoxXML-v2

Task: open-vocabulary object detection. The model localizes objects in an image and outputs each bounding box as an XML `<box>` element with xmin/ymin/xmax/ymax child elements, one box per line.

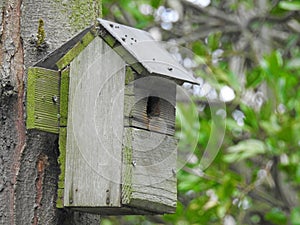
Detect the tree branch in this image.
<box><xmin>181</xmin><ymin>0</ymin><xmax>240</xmax><ymax>25</ymax></box>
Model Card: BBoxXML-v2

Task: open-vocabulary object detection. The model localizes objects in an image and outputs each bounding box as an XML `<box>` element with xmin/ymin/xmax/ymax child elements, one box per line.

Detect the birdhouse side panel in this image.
<box><xmin>123</xmin><ymin>68</ymin><xmax>176</xmax><ymax>136</ymax></box>
<box><xmin>64</xmin><ymin>37</ymin><xmax>126</xmax><ymax>208</ymax></box>
<box><xmin>122</xmin><ymin>127</ymin><xmax>177</xmax><ymax>213</ymax></box>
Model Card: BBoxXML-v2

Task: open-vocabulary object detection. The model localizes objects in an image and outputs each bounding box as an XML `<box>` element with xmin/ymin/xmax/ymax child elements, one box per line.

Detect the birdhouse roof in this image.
<box><xmin>35</xmin><ymin>19</ymin><xmax>197</xmax><ymax>84</ymax></box>
<box><xmin>97</xmin><ymin>19</ymin><xmax>197</xmax><ymax>84</ymax></box>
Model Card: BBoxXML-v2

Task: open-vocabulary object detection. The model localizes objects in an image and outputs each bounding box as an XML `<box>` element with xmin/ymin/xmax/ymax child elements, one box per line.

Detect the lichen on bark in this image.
<box><xmin>0</xmin><ymin>0</ymin><xmax>103</xmax><ymax>224</ymax></box>
<box><xmin>54</xmin><ymin>0</ymin><xmax>102</xmax><ymax>32</ymax></box>
<box><xmin>36</xmin><ymin>18</ymin><xmax>46</xmax><ymax>47</ymax></box>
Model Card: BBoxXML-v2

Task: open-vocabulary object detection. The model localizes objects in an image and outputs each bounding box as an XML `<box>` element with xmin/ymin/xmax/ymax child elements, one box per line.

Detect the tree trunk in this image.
<box><xmin>0</xmin><ymin>1</ymin><xmax>101</xmax><ymax>224</ymax></box>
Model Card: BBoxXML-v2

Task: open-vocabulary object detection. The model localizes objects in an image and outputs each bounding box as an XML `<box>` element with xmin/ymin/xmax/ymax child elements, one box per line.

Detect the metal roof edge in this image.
<box><xmin>97</xmin><ymin>18</ymin><xmax>199</xmax><ymax>85</ymax></box>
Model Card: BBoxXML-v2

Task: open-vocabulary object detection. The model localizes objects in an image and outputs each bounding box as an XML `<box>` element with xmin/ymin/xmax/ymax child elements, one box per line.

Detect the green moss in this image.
<box><xmin>102</xmin><ymin>33</ymin><xmax>117</xmax><ymax>47</ymax></box>
<box><xmin>54</xmin><ymin>0</ymin><xmax>102</xmax><ymax>32</ymax></box>
<box><xmin>56</xmin><ymin>189</ymin><xmax>64</xmax><ymax>208</ymax></box>
<box><xmin>59</xmin><ymin>68</ymin><xmax>70</xmax><ymax>126</ymax></box>
<box><xmin>57</xmin><ymin>127</ymin><xmax>67</xmax><ymax>208</ymax></box>
<box><xmin>26</xmin><ymin>67</ymin><xmax>60</xmax><ymax>134</ymax></box>
<box><xmin>56</xmin><ymin>31</ymin><xmax>95</xmax><ymax>69</ymax></box>
<box><xmin>36</xmin><ymin>18</ymin><xmax>46</xmax><ymax>47</ymax></box>
<box><xmin>58</xmin><ymin>127</ymin><xmax>67</xmax><ymax>188</ymax></box>
<box><xmin>125</xmin><ymin>66</ymin><xmax>135</xmax><ymax>85</ymax></box>
<box><xmin>122</xmin><ymin>128</ymin><xmax>133</xmax><ymax>204</ymax></box>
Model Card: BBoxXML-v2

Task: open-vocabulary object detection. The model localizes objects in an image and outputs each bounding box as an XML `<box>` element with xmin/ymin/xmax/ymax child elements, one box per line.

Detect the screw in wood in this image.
<box><xmin>52</xmin><ymin>95</ymin><xmax>58</xmax><ymax>104</ymax></box>
<box><xmin>132</xmin><ymin>161</ymin><xmax>137</xmax><ymax>167</ymax></box>
<box><xmin>172</xmin><ymin>168</ymin><xmax>176</xmax><ymax>176</ymax></box>
<box><xmin>106</xmin><ymin>189</ymin><xmax>110</xmax><ymax>205</ymax></box>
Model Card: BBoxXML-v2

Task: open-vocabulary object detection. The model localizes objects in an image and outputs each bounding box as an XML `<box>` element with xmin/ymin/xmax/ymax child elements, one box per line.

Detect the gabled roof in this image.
<box><xmin>35</xmin><ymin>19</ymin><xmax>198</xmax><ymax>84</ymax></box>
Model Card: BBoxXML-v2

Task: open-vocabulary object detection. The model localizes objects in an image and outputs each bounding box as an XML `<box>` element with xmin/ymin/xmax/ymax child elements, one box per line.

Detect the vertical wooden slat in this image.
<box><xmin>57</xmin><ymin>127</ymin><xmax>67</xmax><ymax>208</ymax></box>
<box><xmin>59</xmin><ymin>68</ymin><xmax>70</xmax><ymax>127</ymax></box>
<box><xmin>64</xmin><ymin>37</ymin><xmax>126</xmax><ymax>208</ymax></box>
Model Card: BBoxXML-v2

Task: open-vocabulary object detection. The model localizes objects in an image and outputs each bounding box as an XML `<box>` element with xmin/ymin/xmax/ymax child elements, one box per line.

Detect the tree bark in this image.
<box><xmin>0</xmin><ymin>0</ymin><xmax>101</xmax><ymax>224</ymax></box>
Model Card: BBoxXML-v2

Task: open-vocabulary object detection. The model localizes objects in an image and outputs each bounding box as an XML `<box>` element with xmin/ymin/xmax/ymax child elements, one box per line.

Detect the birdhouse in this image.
<box><xmin>26</xmin><ymin>19</ymin><xmax>197</xmax><ymax>215</ymax></box>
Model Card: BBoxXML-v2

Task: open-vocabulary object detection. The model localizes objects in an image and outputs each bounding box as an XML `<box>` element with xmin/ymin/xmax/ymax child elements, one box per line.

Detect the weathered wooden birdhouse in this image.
<box><xmin>26</xmin><ymin>19</ymin><xmax>197</xmax><ymax>215</ymax></box>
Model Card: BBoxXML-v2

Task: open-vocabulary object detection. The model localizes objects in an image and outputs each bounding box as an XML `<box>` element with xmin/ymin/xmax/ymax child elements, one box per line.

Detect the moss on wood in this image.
<box><xmin>59</xmin><ymin>68</ymin><xmax>70</xmax><ymax>126</ymax></box>
<box><xmin>56</xmin><ymin>31</ymin><xmax>95</xmax><ymax>70</ymax></box>
<box><xmin>26</xmin><ymin>67</ymin><xmax>60</xmax><ymax>134</ymax></box>
<box><xmin>122</xmin><ymin>128</ymin><xmax>133</xmax><ymax>204</ymax></box>
<box><xmin>36</xmin><ymin>18</ymin><xmax>46</xmax><ymax>47</ymax></box>
<box><xmin>54</xmin><ymin>0</ymin><xmax>102</xmax><ymax>32</ymax></box>
<box><xmin>57</xmin><ymin>127</ymin><xmax>67</xmax><ymax>208</ymax></box>
<box><xmin>125</xmin><ymin>66</ymin><xmax>135</xmax><ymax>85</ymax></box>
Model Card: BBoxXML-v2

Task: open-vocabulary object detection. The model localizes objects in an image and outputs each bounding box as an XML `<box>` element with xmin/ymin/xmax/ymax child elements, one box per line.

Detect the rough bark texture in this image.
<box><xmin>0</xmin><ymin>0</ymin><xmax>101</xmax><ymax>224</ymax></box>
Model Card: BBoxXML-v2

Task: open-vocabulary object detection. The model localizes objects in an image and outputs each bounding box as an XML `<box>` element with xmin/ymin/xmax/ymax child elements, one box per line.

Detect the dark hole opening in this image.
<box><xmin>146</xmin><ymin>96</ymin><xmax>160</xmax><ymax>118</ymax></box>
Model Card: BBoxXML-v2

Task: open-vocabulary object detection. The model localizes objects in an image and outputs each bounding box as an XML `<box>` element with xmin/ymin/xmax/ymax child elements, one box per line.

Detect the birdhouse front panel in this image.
<box><xmin>64</xmin><ymin>36</ymin><xmax>126</xmax><ymax>209</ymax></box>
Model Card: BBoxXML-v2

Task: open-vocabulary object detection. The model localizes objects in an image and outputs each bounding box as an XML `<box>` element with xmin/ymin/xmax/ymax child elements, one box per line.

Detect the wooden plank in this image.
<box><xmin>124</xmin><ymin>97</ymin><xmax>175</xmax><ymax>135</ymax></box>
<box><xmin>26</xmin><ymin>67</ymin><xmax>60</xmax><ymax>134</ymax></box>
<box><xmin>122</xmin><ymin>127</ymin><xmax>177</xmax><ymax>213</ymax></box>
<box><xmin>57</xmin><ymin>127</ymin><xmax>67</xmax><ymax>208</ymax></box>
<box><xmin>59</xmin><ymin>67</ymin><xmax>70</xmax><ymax>127</ymax></box>
<box><xmin>64</xmin><ymin>37</ymin><xmax>126</xmax><ymax>208</ymax></box>
<box><xmin>67</xmin><ymin>206</ymin><xmax>156</xmax><ymax>215</ymax></box>
<box><xmin>123</xmin><ymin>72</ymin><xmax>176</xmax><ymax>136</ymax></box>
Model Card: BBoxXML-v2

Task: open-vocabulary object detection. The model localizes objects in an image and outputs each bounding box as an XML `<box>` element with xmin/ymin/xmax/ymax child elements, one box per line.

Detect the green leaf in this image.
<box><xmin>246</xmin><ymin>67</ymin><xmax>265</xmax><ymax>88</ymax></box>
<box><xmin>207</xmin><ymin>32</ymin><xmax>222</xmax><ymax>51</ymax></box>
<box><xmin>193</xmin><ymin>41</ymin><xmax>207</xmax><ymax>56</ymax></box>
<box><xmin>291</xmin><ymin>207</ymin><xmax>300</xmax><ymax>225</ymax></box>
<box><xmin>251</xmin><ymin>214</ymin><xmax>261</xmax><ymax>223</ymax></box>
<box><xmin>279</xmin><ymin>1</ymin><xmax>300</xmax><ymax>11</ymax></box>
<box><xmin>227</xmin><ymin>139</ymin><xmax>266</xmax><ymax>153</ymax></box>
<box><xmin>224</xmin><ymin>139</ymin><xmax>267</xmax><ymax>162</ymax></box>
<box><xmin>265</xmin><ymin>208</ymin><xmax>287</xmax><ymax>225</ymax></box>
<box><xmin>260</xmin><ymin>115</ymin><xmax>281</xmax><ymax>135</ymax></box>
<box><xmin>151</xmin><ymin>0</ymin><xmax>164</xmax><ymax>8</ymax></box>
<box><xmin>178</xmin><ymin>174</ymin><xmax>201</xmax><ymax>192</ymax></box>
<box><xmin>240</xmin><ymin>104</ymin><xmax>259</xmax><ymax>131</ymax></box>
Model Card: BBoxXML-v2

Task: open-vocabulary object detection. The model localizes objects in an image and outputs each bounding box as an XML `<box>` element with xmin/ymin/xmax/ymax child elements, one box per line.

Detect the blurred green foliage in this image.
<box><xmin>101</xmin><ymin>0</ymin><xmax>300</xmax><ymax>224</ymax></box>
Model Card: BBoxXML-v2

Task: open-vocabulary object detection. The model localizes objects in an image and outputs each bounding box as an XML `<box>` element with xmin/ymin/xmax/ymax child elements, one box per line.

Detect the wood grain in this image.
<box><xmin>26</xmin><ymin>67</ymin><xmax>60</xmax><ymax>134</ymax></box>
<box><xmin>122</xmin><ymin>127</ymin><xmax>177</xmax><ymax>213</ymax></box>
<box><xmin>124</xmin><ymin>68</ymin><xmax>176</xmax><ymax>136</ymax></box>
<box><xmin>64</xmin><ymin>37</ymin><xmax>126</xmax><ymax>208</ymax></box>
